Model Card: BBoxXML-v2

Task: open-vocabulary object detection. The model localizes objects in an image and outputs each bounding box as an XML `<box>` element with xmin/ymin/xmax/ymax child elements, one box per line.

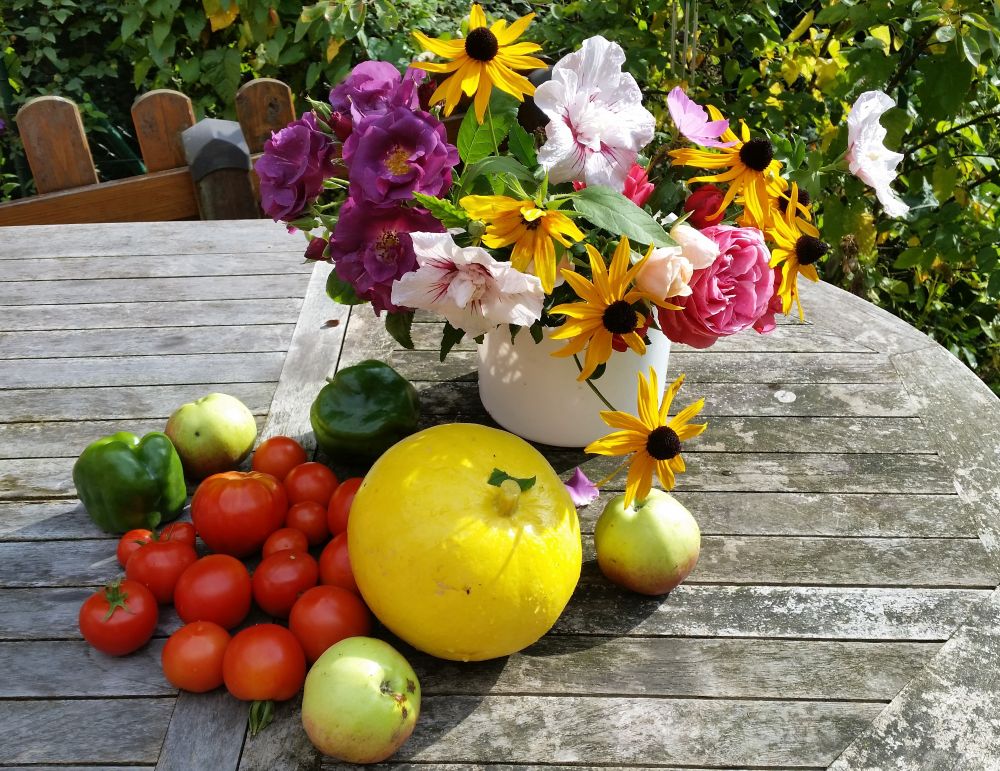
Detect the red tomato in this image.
<box><xmin>125</xmin><ymin>540</ymin><xmax>198</xmax><ymax>604</ymax></box>
<box><xmin>79</xmin><ymin>579</ymin><xmax>158</xmax><ymax>656</ymax></box>
<box><xmin>283</xmin><ymin>462</ymin><xmax>338</xmax><ymax>506</ymax></box>
<box><xmin>289</xmin><ymin>585</ymin><xmax>372</xmax><ymax>662</ymax></box>
<box><xmin>160</xmin><ymin>521</ymin><xmax>197</xmax><ymax>548</ymax></box>
<box><xmin>252</xmin><ymin>436</ymin><xmax>308</xmax><ymax>481</ymax></box>
<box><xmin>262</xmin><ymin>527</ymin><xmax>310</xmax><ymax>558</ymax></box>
<box><xmin>222</xmin><ymin>624</ymin><xmax>306</xmax><ymax>701</ymax></box>
<box><xmin>161</xmin><ymin>621</ymin><xmax>231</xmax><ymax>692</ymax></box>
<box><xmin>173</xmin><ymin>554</ymin><xmax>252</xmax><ymax>629</ymax></box>
<box><xmin>252</xmin><ymin>550</ymin><xmax>319</xmax><ymax>618</ymax></box>
<box><xmin>116</xmin><ymin>528</ymin><xmax>152</xmax><ymax>567</ymax></box>
<box><xmin>326</xmin><ymin>477</ymin><xmax>362</xmax><ymax>535</ymax></box>
<box><xmin>318</xmin><ymin>532</ymin><xmax>358</xmax><ymax>594</ymax></box>
<box><xmin>286</xmin><ymin>501</ymin><xmax>329</xmax><ymax>547</ymax></box>
<box><xmin>191</xmin><ymin>471</ymin><xmax>287</xmax><ymax>557</ymax></box>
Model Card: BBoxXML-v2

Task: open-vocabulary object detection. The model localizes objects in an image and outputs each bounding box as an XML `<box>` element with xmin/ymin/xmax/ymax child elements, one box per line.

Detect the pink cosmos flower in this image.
<box><xmin>657</xmin><ymin>225</ymin><xmax>775</xmax><ymax>348</ymax></box>
<box><xmin>667</xmin><ymin>87</ymin><xmax>736</xmax><ymax>149</ymax></box>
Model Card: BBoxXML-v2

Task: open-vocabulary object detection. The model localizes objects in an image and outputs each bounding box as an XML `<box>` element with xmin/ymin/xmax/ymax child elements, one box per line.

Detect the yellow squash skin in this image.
<box><xmin>348</xmin><ymin>424</ymin><xmax>582</xmax><ymax>661</ymax></box>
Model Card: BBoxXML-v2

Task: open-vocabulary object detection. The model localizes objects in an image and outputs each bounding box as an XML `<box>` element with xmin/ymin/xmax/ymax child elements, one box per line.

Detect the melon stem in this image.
<box><xmin>497</xmin><ymin>479</ymin><xmax>521</xmax><ymax>516</ymax></box>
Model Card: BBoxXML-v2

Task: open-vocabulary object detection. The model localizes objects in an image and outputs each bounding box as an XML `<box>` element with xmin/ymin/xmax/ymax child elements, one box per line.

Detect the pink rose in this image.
<box><xmin>657</xmin><ymin>225</ymin><xmax>775</xmax><ymax>348</ymax></box>
<box><xmin>571</xmin><ymin>163</ymin><xmax>655</xmax><ymax>207</ymax></box>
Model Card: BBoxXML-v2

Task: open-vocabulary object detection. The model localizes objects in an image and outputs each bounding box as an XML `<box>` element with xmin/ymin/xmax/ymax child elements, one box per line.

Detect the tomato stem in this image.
<box><xmin>248</xmin><ymin>699</ymin><xmax>275</xmax><ymax>737</ymax></box>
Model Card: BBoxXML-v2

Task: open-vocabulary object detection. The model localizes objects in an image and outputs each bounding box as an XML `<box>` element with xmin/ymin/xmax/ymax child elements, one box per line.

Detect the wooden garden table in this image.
<box><xmin>1</xmin><ymin>220</ymin><xmax>999</xmax><ymax>770</ymax></box>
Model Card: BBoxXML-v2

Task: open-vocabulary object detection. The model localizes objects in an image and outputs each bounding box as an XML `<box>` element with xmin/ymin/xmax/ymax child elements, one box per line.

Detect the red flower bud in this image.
<box><xmin>683</xmin><ymin>185</ymin><xmax>726</xmax><ymax>229</ymax></box>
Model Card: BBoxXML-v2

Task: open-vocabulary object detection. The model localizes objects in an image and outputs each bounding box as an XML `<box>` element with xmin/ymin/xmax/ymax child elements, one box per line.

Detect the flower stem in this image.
<box><xmin>595</xmin><ymin>456</ymin><xmax>632</xmax><ymax>488</ymax></box>
<box><xmin>573</xmin><ymin>354</ymin><xmax>617</xmax><ymax>411</ymax></box>
<box><xmin>486</xmin><ymin>103</ymin><xmax>500</xmax><ymax>156</ymax></box>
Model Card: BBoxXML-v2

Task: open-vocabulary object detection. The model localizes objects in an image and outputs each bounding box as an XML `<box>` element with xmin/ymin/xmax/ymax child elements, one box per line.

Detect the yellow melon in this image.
<box><xmin>348</xmin><ymin>423</ymin><xmax>582</xmax><ymax>661</ymax></box>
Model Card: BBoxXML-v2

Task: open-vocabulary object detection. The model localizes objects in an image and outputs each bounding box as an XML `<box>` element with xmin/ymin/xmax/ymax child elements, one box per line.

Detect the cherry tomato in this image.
<box><xmin>173</xmin><ymin>554</ymin><xmax>252</xmax><ymax>629</ymax></box>
<box><xmin>222</xmin><ymin>624</ymin><xmax>306</xmax><ymax>701</ymax></box>
<box><xmin>252</xmin><ymin>436</ymin><xmax>308</xmax><ymax>481</ymax></box>
<box><xmin>327</xmin><ymin>477</ymin><xmax>362</xmax><ymax>536</ymax></box>
<box><xmin>318</xmin><ymin>532</ymin><xmax>358</xmax><ymax>594</ymax></box>
<box><xmin>191</xmin><ymin>471</ymin><xmax>287</xmax><ymax>557</ymax></box>
<box><xmin>79</xmin><ymin>579</ymin><xmax>158</xmax><ymax>656</ymax></box>
<box><xmin>161</xmin><ymin>621</ymin><xmax>231</xmax><ymax>692</ymax></box>
<box><xmin>125</xmin><ymin>540</ymin><xmax>198</xmax><ymax>604</ymax></box>
<box><xmin>289</xmin><ymin>585</ymin><xmax>372</xmax><ymax>662</ymax></box>
<box><xmin>262</xmin><ymin>527</ymin><xmax>309</xmax><ymax>558</ymax></box>
<box><xmin>283</xmin><ymin>462</ymin><xmax>338</xmax><ymax>506</ymax></box>
<box><xmin>286</xmin><ymin>501</ymin><xmax>329</xmax><ymax>547</ymax></box>
<box><xmin>160</xmin><ymin>521</ymin><xmax>197</xmax><ymax>548</ymax></box>
<box><xmin>117</xmin><ymin>528</ymin><xmax>152</xmax><ymax>567</ymax></box>
<box><xmin>252</xmin><ymin>550</ymin><xmax>319</xmax><ymax>618</ymax></box>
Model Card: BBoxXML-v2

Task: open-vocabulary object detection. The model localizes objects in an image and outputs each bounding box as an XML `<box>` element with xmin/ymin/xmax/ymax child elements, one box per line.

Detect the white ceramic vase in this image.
<box><xmin>477</xmin><ymin>327</ymin><xmax>672</xmax><ymax>448</ymax></box>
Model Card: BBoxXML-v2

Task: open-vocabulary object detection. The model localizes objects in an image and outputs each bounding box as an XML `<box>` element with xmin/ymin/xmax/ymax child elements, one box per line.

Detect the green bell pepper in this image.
<box><xmin>72</xmin><ymin>431</ymin><xmax>188</xmax><ymax>534</ymax></box>
<box><xmin>310</xmin><ymin>360</ymin><xmax>420</xmax><ymax>462</ymax></box>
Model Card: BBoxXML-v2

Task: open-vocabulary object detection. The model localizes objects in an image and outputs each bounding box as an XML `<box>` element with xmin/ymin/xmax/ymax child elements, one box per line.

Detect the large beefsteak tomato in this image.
<box><xmin>191</xmin><ymin>471</ymin><xmax>287</xmax><ymax>557</ymax></box>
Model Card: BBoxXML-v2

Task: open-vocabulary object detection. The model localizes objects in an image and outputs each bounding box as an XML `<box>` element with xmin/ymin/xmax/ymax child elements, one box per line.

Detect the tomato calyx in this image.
<box><xmin>102</xmin><ymin>581</ymin><xmax>133</xmax><ymax>621</ymax></box>
<box><xmin>248</xmin><ymin>699</ymin><xmax>275</xmax><ymax>737</ymax></box>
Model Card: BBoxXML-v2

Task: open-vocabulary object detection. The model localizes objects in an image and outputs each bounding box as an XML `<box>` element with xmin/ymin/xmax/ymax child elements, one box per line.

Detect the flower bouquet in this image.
<box><xmin>256</xmin><ymin>4</ymin><xmax>909</xmax><ymax>506</ymax></box>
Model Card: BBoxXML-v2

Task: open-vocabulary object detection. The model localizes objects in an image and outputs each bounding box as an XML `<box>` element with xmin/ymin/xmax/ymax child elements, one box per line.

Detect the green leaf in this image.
<box><xmin>487</xmin><ymin>468</ymin><xmax>537</xmax><ymax>492</ymax></box>
<box><xmin>529</xmin><ymin>322</ymin><xmax>543</xmax><ymax>344</ymax></box>
<box><xmin>457</xmin><ymin>90</ymin><xmax>519</xmax><ymax>165</ymax></box>
<box><xmin>507</xmin><ymin>121</ymin><xmax>537</xmax><ymax>168</ymax></box>
<box><xmin>934</xmin><ymin>25</ymin><xmax>956</xmax><ymax>43</ymax></box>
<box><xmin>893</xmin><ymin>247</ymin><xmax>929</xmax><ymax>269</ymax></box>
<box><xmin>300</xmin><ymin>2</ymin><xmax>327</xmax><ymax>23</ymax></box>
<box><xmin>152</xmin><ymin>19</ymin><xmax>171</xmax><ymax>47</ymax></box>
<box><xmin>814</xmin><ymin>4</ymin><xmax>849</xmax><ymax>25</ymax></box>
<box><xmin>962</xmin><ymin>34</ymin><xmax>982</xmax><ymax>67</ymax></box>
<box><xmin>385</xmin><ymin>310</ymin><xmax>415</xmax><ymax>350</ymax></box>
<box><xmin>412</xmin><ymin>193</ymin><xmax>470</xmax><ymax>228</ymax></box>
<box><xmin>326</xmin><ymin>267</ymin><xmax>366</xmax><ymax>305</ymax></box>
<box><xmin>572</xmin><ymin>186</ymin><xmax>673</xmax><ymax>247</ymax></box>
<box><xmin>122</xmin><ymin>12</ymin><xmax>142</xmax><ymax>39</ymax></box>
<box><xmin>439</xmin><ymin>322</ymin><xmax>465</xmax><ymax>362</ymax></box>
<box><xmin>459</xmin><ymin>155</ymin><xmax>532</xmax><ymax>195</ymax></box>
<box><xmin>183</xmin><ymin>7</ymin><xmax>205</xmax><ymax>40</ymax></box>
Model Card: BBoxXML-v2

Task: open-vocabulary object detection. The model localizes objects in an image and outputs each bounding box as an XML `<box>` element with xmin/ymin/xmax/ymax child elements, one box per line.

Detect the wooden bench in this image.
<box><xmin>0</xmin><ymin>79</ymin><xmax>296</xmax><ymax>227</ymax></box>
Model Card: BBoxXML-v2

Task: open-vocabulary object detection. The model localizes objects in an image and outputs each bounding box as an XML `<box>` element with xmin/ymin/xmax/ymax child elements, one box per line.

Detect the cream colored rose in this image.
<box><xmin>636</xmin><ymin>246</ymin><xmax>694</xmax><ymax>300</ymax></box>
<box><xmin>670</xmin><ymin>222</ymin><xmax>719</xmax><ymax>269</ymax></box>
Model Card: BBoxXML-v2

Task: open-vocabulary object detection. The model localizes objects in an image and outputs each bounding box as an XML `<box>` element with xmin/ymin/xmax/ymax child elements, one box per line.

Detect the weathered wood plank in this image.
<box><xmin>154</xmin><ymin>691</ymin><xmax>247</xmax><ymax>771</ymax></box>
<box><xmin>0</xmin><ymin>587</ymin><xmax>181</xmax><ymax>641</ymax></box>
<box><xmin>0</xmin><ymin>352</ymin><xmax>286</xmax><ymax>389</ymax></box>
<box><xmin>0</xmin><ymin>298</ymin><xmax>304</xmax><ymax>332</ymax></box>
<box><xmin>0</xmin><ymin>324</ymin><xmax>296</xmax><ymax>359</ymax></box>
<box><xmin>0</xmin><ymin>220</ymin><xmax>300</xmax><ymax>259</ymax></box>
<box><xmin>4</xmin><ymin>535</ymin><xmax>991</xmax><ymax>589</ymax></box>
<box><xmin>415</xmin><ymin>380</ymin><xmax>919</xmax><ymax>418</ymax></box>
<box><xmin>238</xmin><ymin>694</ymin><xmax>314</xmax><ymax>771</ymax></box>
<box><xmin>410</xmin><ymin>636</ymin><xmax>936</xmax><ymax>701</ymax></box>
<box><xmin>0</xmin><ymin>640</ymin><xmax>172</xmax><ymax>697</ymax></box>
<box><xmin>324</xmin><ymin>766</ymin><xmax>806</xmax><ymax>771</ymax></box>
<box><xmin>554</xmin><ymin>585</ymin><xmax>993</xmax><ymax>640</ymax></box>
<box><xmin>0</xmin><ymin>500</ymin><xmax>137</xmax><ymax>540</ymax></box>
<box><xmin>0</xmin><ymin>766</ymin><xmax>152</xmax><ymax>771</ymax></box>
<box><xmin>387</xmin><ymin>349</ymin><xmax>901</xmax><ymax>384</ymax></box>
<box><xmin>383</xmin><ymin>695</ymin><xmax>883</xmax><ymax>766</ymax></box>
<box><xmin>3</xmin><ymin>252</ymin><xmax>312</xmax><ymax>280</ymax></box>
<box><xmin>0</xmin><ymin>274</ymin><xmax>310</xmax><ymax>306</ymax></box>
<box><xmin>582</xmin><ymin>491</ymin><xmax>976</xmax><ymax>537</ymax></box>
<box><xmin>2</xmin><ymin>382</ymin><xmax>277</xmax><ymax>422</ymax></box>
<box><xmin>830</xmin><ymin>587</ymin><xmax>1000</xmax><ymax>770</ymax></box>
<box><xmin>0</xmin><ymin>698</ymin><xmax>174</xmax><ymax>764</ymax></box>
<box><xmin>0</xmin><ymin>416</ymin><xmax>265</xmax><ymax>460</ymax></box>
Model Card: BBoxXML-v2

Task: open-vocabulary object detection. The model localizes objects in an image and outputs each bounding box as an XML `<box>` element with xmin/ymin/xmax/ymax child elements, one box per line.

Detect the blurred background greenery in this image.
<box><xmin>1</xmin><ymin>0</ymin><xmax>997</xmax><ymax>391</ymax></box>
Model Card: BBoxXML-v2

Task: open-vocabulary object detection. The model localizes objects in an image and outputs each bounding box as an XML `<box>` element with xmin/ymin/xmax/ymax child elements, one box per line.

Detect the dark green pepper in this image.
<box><xmin>310</xmin><ymin>360</ymin><xmax>420</xmax><ymax>462</ymax></box>
<box><xmin>72</xmin><ymin>431</ymin><xmax>187</xmax><ymax>534</ymax></box>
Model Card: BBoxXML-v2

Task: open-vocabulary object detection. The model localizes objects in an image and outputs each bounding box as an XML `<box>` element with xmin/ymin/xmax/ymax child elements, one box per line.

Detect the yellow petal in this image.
<box><xmin>608</xmin><ymin>236</ymin><xmax>632</xmax><ymax>291</ymax></box>
<box><xmin>460</xmin><ymin>60</ymin><xmax>483</xmax><ymax>96</ymax></box>
<box><xmin>495</xmin><ymin>52</ymin><xmax>547</xmax><ymax>71</ymax></box>
<box><xmin>494</xmin><ymin>11</ymin><xmax>534</xmax><ymax>45</ymax></box>
<box><xmin>675</xmin><ymin>422</ymin><xmax>707</xmax><ymax>441</ymax></box>
<box><xmin>460</xmin><ymin>194</ymin><xmax>519</xmax><ymax>218</ymax></box>
<box><xmin>656</xmin><ymin>459</ymin><xmax>677</xmax><ymax>490</ymax></box>
<box><xmin>624</xmin><ymin>454</ymin><xmax>655</xmax><ymax>508</ymax></box>
<box><xmin>658</xmin><ymin>373</ymin><xmax>686</xmax><ymax>423</ymax></box>
<box><xmin>669</xmin><ymin>399</ymin><xmax>706</xmax><ymax>431</ymax></box>
<box><xmin>585</xmin><ymin>430</ymin><xmax>647</xmax><ymax>455</ymax></box>
<box><xmin>473</xmin><ymin>77</ymin><xmax>493</xmax><ymax>123</ymax></box>
<box><xmin>412</xmin><ymin>30</ymin><xmax>466</xmax><ymax>59</ymax></box>
<box><xmin>637</xmin><ymin>368</ymin><xmax>658</xmax><ymax>428</ymax></box>
<box><xmin>469</xmin><ymin>3</ymin><xmax>488</xmax><ymax>29</ymax></box>
<box><xmin>599</xmin><ymin>410</ymin><xmax>652</xmax><ymax>434</ymax></box>
<box><xmin>410</xmin><ymin>59</ymin><xmax>465</xmax><ymax>74</ymax></box>
<box><xmin>579</xmin><ymin>329</ymin><xmax>614</xmax><ymax>381</ymax></box>
<box><xmin>498</xmin><ymin>41</ymin><xmax>543</xmax><ymax>56</ymax></box>
<box><xmin>485</xmin><ymin>60</ymin><xmax>534</xmax><ymax>100</ymax></box>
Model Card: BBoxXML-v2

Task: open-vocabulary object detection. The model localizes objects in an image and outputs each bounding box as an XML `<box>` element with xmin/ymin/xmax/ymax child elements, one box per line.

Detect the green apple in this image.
<box><xmin>594</xmin><ymin>489</ymin><xmax>701</xmax><ymax>595</ymax></box>
<box><xmin>301</xmin><ymin>637</ymin><xmax>420</xmax><ymax>763</ymax></box>
<box><xmin>164</xmin><ymin>393</ymin><xmax>257</xmax><ymax>479</ymax></box>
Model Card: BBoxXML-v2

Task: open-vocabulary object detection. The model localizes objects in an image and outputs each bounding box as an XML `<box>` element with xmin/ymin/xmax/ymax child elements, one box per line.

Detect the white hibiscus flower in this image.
<box><xmin>390</xmin><ymin>233</ymin><xmax>544</xmax><ymax>338</ymax></box>
<box><xmin>534</xmin><ymin>35</ymin><xmax>655</xmax><ymax>191</ymax></box>
<box><xmin>846</xmin><ymin>90</ymin><xmax>909</xmax><ymax>218</ymax></box>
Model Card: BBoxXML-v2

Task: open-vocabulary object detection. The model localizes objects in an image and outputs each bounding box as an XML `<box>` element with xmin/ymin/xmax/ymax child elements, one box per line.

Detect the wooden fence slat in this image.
<box><xmin>131</xmin><ymin>90</ymin><xmax>197</xmax><ymax>172</ymax></box>
<box><xmin>236</xmin><ymin>78</ymin><xmax>295</xmax><ymax>154</ymax></box>
<box><xmin>15</xmin><ymin>96</ymin><xmax>99</xmax><ymax>193</ymax></box>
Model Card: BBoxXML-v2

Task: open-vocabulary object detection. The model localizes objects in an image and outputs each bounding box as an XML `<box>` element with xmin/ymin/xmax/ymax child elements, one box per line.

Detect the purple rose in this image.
<box><xmin>329</xmin><ymin>199</ymin><xmax>444</xmax><ymax>314</ymax></box>
<box><xmin>255</xmin><ymin>112</ymin><xmax>337</xmax><ymax>222</ymax></box>
<box><xmin>342</xmin><ymin>106</ymin><xmax>458</xmax><ymax>205</ymax></box>
<box><xmin>329</xmin><ymin>62</ymin><xmax>424</xmax><ymax>131</ymax></box>
<box><xmin>657</xmin><ymin>225</ymin><xmax>775</xmax><ymax>348</ymax></box>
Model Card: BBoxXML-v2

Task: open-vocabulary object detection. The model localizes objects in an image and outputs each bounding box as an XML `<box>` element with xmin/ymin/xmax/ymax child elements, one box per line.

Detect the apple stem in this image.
<box><xmin>496</xmin><ymin>478</ymin><xmax>521</xmax><ymax>516</ymax></box>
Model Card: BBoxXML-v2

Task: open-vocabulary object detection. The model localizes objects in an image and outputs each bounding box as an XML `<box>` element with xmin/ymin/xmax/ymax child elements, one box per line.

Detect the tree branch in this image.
<box><xmin>906</xmin><ymin>110</ymin><xmax>1000</xmax><ymax>155</ymax></box>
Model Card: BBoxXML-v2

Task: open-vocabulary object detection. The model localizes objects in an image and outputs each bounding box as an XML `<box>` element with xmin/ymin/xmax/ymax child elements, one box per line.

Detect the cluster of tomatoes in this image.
<box><xmin>78</xmin><ymin>436</ymin><xmax>372</xmax><ymax>713</ymax></box>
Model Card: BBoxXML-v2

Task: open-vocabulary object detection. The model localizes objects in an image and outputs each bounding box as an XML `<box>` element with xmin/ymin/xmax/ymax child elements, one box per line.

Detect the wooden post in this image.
<box><xmin>15</xmin><ymin>96</ymin><xmax>99</xmax><ymax>193</ymax></box>
<box><xmin>235</xmin><ymin>79</ymin><xmax>295</xmax><ymax>154</ymax></box>
<box><xmin>131</xmin><ymin>90</ymin><xmax>197</xmax><ymax>172</ymax></box>
<box><xmin>182</xmin><ymin>120</ymin><xmax>260</xmax><ymax>220</ymax></box>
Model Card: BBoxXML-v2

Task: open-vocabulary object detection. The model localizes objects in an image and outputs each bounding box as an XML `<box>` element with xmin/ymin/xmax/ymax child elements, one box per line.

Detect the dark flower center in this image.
<box><xmin>646</xmin><ymin>426</ymin><xmax>681</xmax><ymax>460</ymax></box>
<box><xmin>375</xmin><ymin>231</ymin><xmax>401</xmax><ymax>261</ymax></box>
<box><xmin>521</xmin><ymin>214</ymin><xmax>543</xmax><ymax>230</ymax></box>
<box><xmin>601</xmin><ymin>300</ymin><xmax>638</xmax><ymax>335</ymax></box>
<box><xmin>779</xmin><ymin>188</ymin><xmax>811</xmax><ymax>213</ymax></box>
<box><xmin>465</xmin><ymin>27</ymin><xmax>499</xmax><ymax>62</ymax></box>
<box><xmin>794</xmin><ymin>235</ymin><xmax>830</xmax><ymax>265</ymax></box>
<box><xmin>738</xmin><ymin>137</ymin><xmax>774</xmax><ymax>172</ymax></box>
